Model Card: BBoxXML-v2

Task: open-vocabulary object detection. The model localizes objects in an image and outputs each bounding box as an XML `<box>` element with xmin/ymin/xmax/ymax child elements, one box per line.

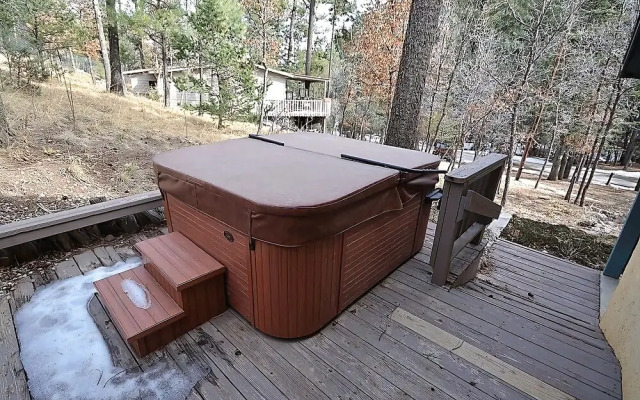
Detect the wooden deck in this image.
<box><xmin>1</xmin><ymin>224</ymin><xmax>621</xmax><ymax>400</ymax></box>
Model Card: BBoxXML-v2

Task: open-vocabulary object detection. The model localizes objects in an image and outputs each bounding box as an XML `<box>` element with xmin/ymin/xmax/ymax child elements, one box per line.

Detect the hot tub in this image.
<box><xmin>153</xmin><ymin>132</ymin><xmax>440</xmax><ymax>338</ymax></box>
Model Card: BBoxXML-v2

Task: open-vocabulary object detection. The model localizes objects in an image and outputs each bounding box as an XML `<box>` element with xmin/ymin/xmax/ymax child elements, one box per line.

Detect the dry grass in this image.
<box><xmin>503</xmin><ymin>172</ymin><xmax>636</xmax><ymax>236</ymax></box>
<box><xmin>0</xmin><ymin>71</ymin><xmax>254</xmax><ymax>222</ymax></box>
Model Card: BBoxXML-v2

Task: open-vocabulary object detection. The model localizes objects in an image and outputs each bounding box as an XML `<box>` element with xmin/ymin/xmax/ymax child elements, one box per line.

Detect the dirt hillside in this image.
<box><xmin>1</xmin><ymin>72</ymin><xmax>254</xmax><ymax>224</ymax></box>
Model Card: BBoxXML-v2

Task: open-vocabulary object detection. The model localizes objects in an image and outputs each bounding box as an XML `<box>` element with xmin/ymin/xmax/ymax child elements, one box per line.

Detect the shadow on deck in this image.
<box><xmin>1</xmin><ymin>223</ymin><xmax>621</xmax><ymax>400</ymax></box>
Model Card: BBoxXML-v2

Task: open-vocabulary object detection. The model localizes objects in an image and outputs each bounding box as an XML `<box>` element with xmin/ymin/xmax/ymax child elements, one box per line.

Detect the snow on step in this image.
<box><xmin>120</xmin><ymin>279</ymin><xmax>152</xmax><ymax>309</ymax></box>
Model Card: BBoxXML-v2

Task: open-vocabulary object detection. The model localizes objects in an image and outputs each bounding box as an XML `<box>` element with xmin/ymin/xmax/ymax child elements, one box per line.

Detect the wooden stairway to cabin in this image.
<box><xmin>94</xmin><ymin>232</ymin><xmax>227</xmax><ymax>357</ymax></box>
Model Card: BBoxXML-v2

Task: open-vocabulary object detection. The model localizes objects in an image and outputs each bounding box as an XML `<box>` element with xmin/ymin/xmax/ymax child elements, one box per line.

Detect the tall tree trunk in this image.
<box><xmin>548</xmin><ymin>144</ymin><xmax>563</xmax><ymax>180</ymax></box>
<box><xmin>502</xmin><ymin>101</ymin><xmax>518</xmax><ymax>206</ymax></box>
<box><xmin>564</xmin><ymin>154</ymin><xmax>585</xmax><ymax>201</ymax></box>
<box><xmin>574</xmin><ymin>132</ymin><xmax>600</xmax><ymax>203</ymax></box>
<box><xmin>515</xmin><ymin>136</ymin><xmax>533</xmax><ymax>181</ymax></box>
<box><xmin>93</xmin><ymin>0</ymin><xmax>111</xmax><ymax>91</ymax></box>
<box><xmin>133</xmin><ymin>0</ymin><xmax>145</xmax><ymax>68</ymax></box>
<box><xmin>575</xmin><ymin>85</ymin><xmax>617</xmax><ymax>203</ymax></box>
<box><xmin>449</xmin><ymin>115</ymin><xmax>466</xmax><ymax>171</ymax></box>
<box><xmin>258</xmin><ymin>65</ymin><xmax>268</xmax><ymax>133</ymax></box>
<box><xmin>88</xmin><ymin>56</ymin><xmax>96</xmax><ymax>85</ymax></box>
<box><xmin>385</xmin><ymin>0</ymin><xmax>443</xmax><ymax>150</ymax></box>
<box><xmin>106</xmin><ymin>0</ymin><xmax>124</xmax><ymax>95</ymax></box>
<box><xmin>580</xmin><ymin>79</ymin><xmax>624</xmax><ymax>206</ymax></box>
<box><xmin>217</xmin><ymin>76</ymin><xmax>224</xmax><ymax>128</ymax></box>
<box><xmin>518</xmin><ymin>15</ymin><xmax>571</xmax><ymax>182</ymax></box>
<box><xmin>561</xmin><ymin>155</ymin><xmax>572</xmax><ymax>179</ymax></box>
<box><xmin>304</xmin><ymin>0</ymin><xmax>316</xmax><ymax>90</ymax></box>
<box><xmin>138</xmin><ymin>40</ymin><xmax>146</xmax><ymax>68</ymax></box>
<box><xmin>161</xmin><ymin>34</ymin><xmax>169</xmax><ymax>107</ymax></box>
<box><xmin>558</xmin><ymin>154</ymin><xmax>568</xmax><ymax>179</ymax></box>
<box><xmin>359</xmin><ymin>96</ymin><xmax>372</xmax><ymax>140</ymax></box>
<box><xmin>327</xmin><ymin>5</ymin><xmax>337</xmax><ymax>97</ymax></box>
<box><xmin>425</xmin><ymin>31</ymin><xmax>448</xmax><ymax>151</ymax></box>
<box><xmin>68</xmin><ymin>48</ymin><xmax>76</xmax><ymax>70</ymax></box>
<box><xmin>0</xmin><ymin>92</ymin><xmax>12</xmax><ymax>148</ymax></box>
<box><xmin>620</xmin><ymin>130</ymin><xmax>639</xmax><ymax>168</ymax></box>
<box><xmin>502</xmin><ymin>0</ymin><xmax>550</xmax><ymax>206</ymax></box>
<box><xmin>198</xmin><ymin>56</ymin><xmax>204</xmax><ymax>115</ymax></box>
<box><xmin>429</xmin><ymin>33</ymin><xmax>465</xmax><ymax>152</ymax></box>
<box><xmin>515</xmin><ymin>103</ymin><xmax>544</xmax><ymax>180</ymax></box>
<box><xmin>287</xmin><ymin>0</ymin><xmax>297</xmax><ymax>67</ymax></box>
<box><xmin>564</xmin><ymin>54</ymin><xmax>611</xmax><ymax>199</ymax></box>
<box><xmin>339</xmin><ymin>84</ymin><xmax>352</xmax><ymax>136</ymax></box>
<box><xmin>535</xmin><ymin>103</ymin><xmax>559</xmax><ymax>189</ymax></box>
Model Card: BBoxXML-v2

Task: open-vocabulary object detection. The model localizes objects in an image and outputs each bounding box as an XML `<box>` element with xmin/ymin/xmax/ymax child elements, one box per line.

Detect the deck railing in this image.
<box><xmin>0</xmin><ymin>191</ymin><xmax>163</xmax><ymax>250</ymax></box>
<box><xmin>430</xmin><ymin>153</ymin><xmax>507</xmax><ymax>286</ymax></box>
<box><xmin>265</xmin><ymin>99</ymin><xmax>331</xmax><ymax>117</ymax></box>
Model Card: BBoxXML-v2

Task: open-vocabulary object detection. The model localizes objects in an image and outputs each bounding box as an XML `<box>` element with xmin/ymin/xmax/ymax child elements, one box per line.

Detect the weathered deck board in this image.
<box><xmin>371</xmin><ymin>285</ymin><xmax>618</xmax><ymax>400</ymax></box>
<box><xmin>487</xmin><ymin>253</ymin><xmax>600</xmax><ymax>295</ymax></box>
<box><xmin>348</xmin><ymin>294</ymin><xmax>532</xmax><ymax>400</ymax></box>
<box><xmin>457</xmin><ymin>281</ymin><xmax>609</xmax><ymax>347</ymax></box>
<box><xmin>31</xmin><ymin>269</ymin><xmax>58</xmax><ymax>288</ymax></box>
<box><xmin>6</xmin><ymin>224</ymin><xmax>621</xmax><ymax>400</ymax></box>
<box><xmin>399</xmin><ymin>261</ymin><xmax>617</xmax><ymax>363</ymax></box>
<box><xmin>73</xmin><ymin>249</ymin><xmax>102</xmax><ymax>274</ymax></box>
<box><xmin>165</xmin><ymin>337</ymin><xmax>246</xmax><ymax>400</ymax></box>
<box><xmin>88</xmin><ymin>295</ymin><xmax>140</xmax><ymax>371</ymax></box>
<box><xmin>493</xmin><ymin>240</ymin><xmax>601</xmax><ymax>282</ymax></box>
<box><xmin>332</xmin><ymin>308</ymin><xmax>502</xmax><ymax>400</ymax></box>
<box><xmin>93</xmin><ymin>247</ymin><xmax>116</xmax><ymax>267</ymax></box>
<box><xmin>8</xmin><ymin>277</ymin><xmax>35</xmax><ymax>312</ymax></box>
<box><xmin>0</xmin><ymin>297</ymin><xmax>30</xmax><ymax>400</ymax></box>
<box><xmin>214</xmin><ymin>311</ymin><xmax>330</xmax><ymax>399</ymax></box>
<box><xmin>317</xmin><ymin>320</ymin><xmax>459</xmax><ymax>400</ymax></box>
<box><xmin>379</xmin><ymin>277</ymin><xmax>621</xmax><ymax>397</ymax></box>
<box><xmin>247</xmin><ymin>313</ymin><xmax>365</xmax><ymax>400</ymax></box>
<box><xmin>189</xmin><ymin>321</ymin><xmax>286</xmax><ymax>400</ymax></box>
<box><xmin>54</xmin><ymin>258</ymin><xmax>83</xmax><ymax>279</ymax></box>
<box><xmin>300</xmin><ymin>328</ymin><xmax>405</xmax><ymax>399</ymax></box>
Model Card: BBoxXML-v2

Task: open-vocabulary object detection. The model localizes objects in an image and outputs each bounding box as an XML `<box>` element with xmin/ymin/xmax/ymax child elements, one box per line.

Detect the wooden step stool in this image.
<box><xmin>94</xmin><ymin>232</ymin><xmax>226</xmax><ymax>357</ymax></box>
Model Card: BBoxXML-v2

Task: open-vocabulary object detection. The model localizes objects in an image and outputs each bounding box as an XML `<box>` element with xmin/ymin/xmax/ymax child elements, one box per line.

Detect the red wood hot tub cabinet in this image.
<box><xmin>153</xmin><ymin>132</ymin><xmax>440</xmax><ymax>338</ymax></box>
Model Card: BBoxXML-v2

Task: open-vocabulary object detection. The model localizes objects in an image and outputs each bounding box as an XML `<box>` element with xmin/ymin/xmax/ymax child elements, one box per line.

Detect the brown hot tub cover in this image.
<box><xmin>154</xmin><ymin>133</ymin><xmax>440</xmax><ymax>246</ymax></box>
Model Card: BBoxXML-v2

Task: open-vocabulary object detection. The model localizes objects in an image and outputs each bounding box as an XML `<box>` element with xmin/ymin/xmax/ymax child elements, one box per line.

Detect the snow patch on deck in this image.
<box><xmin>15</xmin><ymin>259</ymin><xmax>204</xmax><ymax>400</ymax></box>
<box><xmin>120</xmin><ymin>278</ymin><xmax>152</xmax><ymax>309</ymax></box>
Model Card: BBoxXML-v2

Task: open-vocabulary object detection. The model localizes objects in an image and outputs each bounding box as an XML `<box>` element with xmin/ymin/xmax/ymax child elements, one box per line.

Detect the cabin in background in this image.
<box><xmin>123</xmin><ymin>65</ymin><xmax>331</xmax><ymax>131</ymax></box>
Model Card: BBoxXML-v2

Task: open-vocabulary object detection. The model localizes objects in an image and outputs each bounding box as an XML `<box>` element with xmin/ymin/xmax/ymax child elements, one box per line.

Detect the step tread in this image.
<box><xmin>94</xmin><ymin>266</ymin><xmax>185</xmax><ymax>341</ymax></box>
<box><xmin>135</xmin><ymin>232</ymin><xmax>226</xmax><ymax>290</ymax></box>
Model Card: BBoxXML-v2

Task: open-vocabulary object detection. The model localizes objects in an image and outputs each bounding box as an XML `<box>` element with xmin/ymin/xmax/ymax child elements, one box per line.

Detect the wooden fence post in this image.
<box><xmin>606</xmin><ymin>172</ymin><xmax>614</xmax><ymax>186</ymax></box>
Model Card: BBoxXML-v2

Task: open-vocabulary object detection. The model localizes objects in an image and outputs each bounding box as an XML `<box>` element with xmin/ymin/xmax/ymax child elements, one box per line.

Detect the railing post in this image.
<box><xmin>606</xmin><ymin>172</ymin><xmax>614</xmax><ymax>186</ymax></box>
<box><xmin>431</xmin><ymin>181</ymin><xmax>467</xmax><ymax>286</ymax></box>
<box><xmin>430</xmin><ymin>154</ymin><xmax>507</xmax><ymax>286</ymax></box>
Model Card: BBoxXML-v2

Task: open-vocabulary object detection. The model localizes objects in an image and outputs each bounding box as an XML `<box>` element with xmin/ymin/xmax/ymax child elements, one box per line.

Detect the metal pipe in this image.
<box><xmin>248</xmin><ymin>134</ymin><xmax>284</xmax><ymax>146</ymax></box>
<box><xmin>340</xmin><ymin>154</ymin><xmax>447</xmax><ymax>174</ymax></box>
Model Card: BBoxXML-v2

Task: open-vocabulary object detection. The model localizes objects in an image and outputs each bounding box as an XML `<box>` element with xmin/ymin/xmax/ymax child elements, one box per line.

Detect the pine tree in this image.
<box><xmin>385</xmin><ymin>0</ymin><xmax>443</xmax><ymax>149</ymax></box>
<box><xmin>176</xmin><ymin>0</ymin><xmax>258</xmax><ymax>128</ymax></box>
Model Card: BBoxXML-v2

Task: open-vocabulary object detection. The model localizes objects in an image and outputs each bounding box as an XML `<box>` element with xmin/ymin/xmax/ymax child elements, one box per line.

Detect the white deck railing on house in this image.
<box><xmin>266</xmin><ymin>99</ymin><xmax>331</xmax><ymax>117</ymax></box>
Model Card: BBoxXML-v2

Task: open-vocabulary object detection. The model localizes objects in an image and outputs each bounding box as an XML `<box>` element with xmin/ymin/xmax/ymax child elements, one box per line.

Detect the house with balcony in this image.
<box><xmin>123</xmin><ymin>65</ymin><xmax>330</xmax><ymax>130</ymax></box>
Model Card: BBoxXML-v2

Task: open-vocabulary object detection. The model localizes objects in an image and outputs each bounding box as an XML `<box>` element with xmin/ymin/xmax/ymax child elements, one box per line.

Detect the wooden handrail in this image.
<box><xmin>0</xmin><ymin>191</ymin><xmax>163</xmax><ymax>249</ymax></box>
<box><xmin>445</xmin><ymin>153</ymin><xmax>507</xmax><ymax>184</ymax></box>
